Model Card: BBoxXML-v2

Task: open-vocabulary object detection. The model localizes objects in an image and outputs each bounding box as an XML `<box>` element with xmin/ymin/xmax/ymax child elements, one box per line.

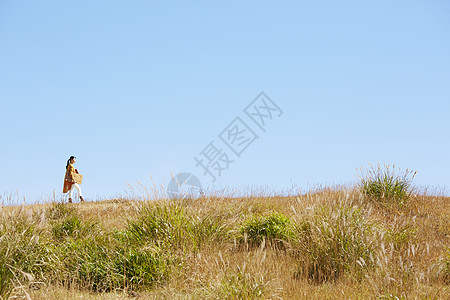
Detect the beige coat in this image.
<box><xmin>63</xmin><ymin>163</ymin><xmax>77</xmax><ymax>193</ymax></box>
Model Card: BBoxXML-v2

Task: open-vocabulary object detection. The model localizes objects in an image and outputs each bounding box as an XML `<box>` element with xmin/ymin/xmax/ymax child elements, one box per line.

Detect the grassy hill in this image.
<box><xmin>1</xmin><ymin>169</ymin><xmax>449</xmax><ymax>299</ymax></box>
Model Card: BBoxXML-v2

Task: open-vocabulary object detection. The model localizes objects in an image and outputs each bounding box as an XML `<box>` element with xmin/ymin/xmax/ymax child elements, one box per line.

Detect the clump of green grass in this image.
<box><xmin>386</xmin><ymin>222</ymin><xmax>417</xmax><ymax>251</ymax></box>
<box><xmin>46</xmin><ymin>201</ymin><xmax>77</xmax><ymax>220</ymax></box>
<box><xmin>51</xmin><ymin>215</ymin><xmax>82</xmax><ymax>240</ymax></box>
<box><xmin>0</xmin><ymin>236</ymin><xmax>15</xmax><ymax>299</ymax></box>
<box><xmin>56</xmin><ymin>234</ymin><xmax>118</xmax><ymax>291</ymax></box>
<box><xmin>55</xmin><ymin>234</ymin><xmax>172</xmax><ymax>292</ymax></box>
<box><xmin>116</xmin><ymin>244</ymin><xmax>173</xmax><ymax>289</ymax></box>
<box><xmin>126</xmin><ymin>203</ymin><xmax>188</xmax><ymax>248</ymax></box>
<box><xmin>126</xmin><ymin>201</ymin><xmax>228</xmax><ymax>252</ymax></box>
<box><xmin>26</xmin><ymin>200</ymin><xmax>176</xmax><ymax>293</ymax></box>
<box><xmin>293</xmin><ymin>205</ymin><xmax>378</xmax><ymax>283</ymax></box>
<box><xmin>239</xmin><ymin>212</ymin><xmax>292</xmax><ymax>249</ymax></box>
<box><xmin>358</xmin><ymin>164</ymin><xmax>417</xmax><ymax>207</ymax></box>
<box><xmin>49</xmin><ymin>209</ymin><xmax>97</xmax><ymax>241</ymax></box>
<box><xmin>188</xmin><ymin>213</ymin><xmax>229</xmax><ymax>250</ymax></box>
<box><xmin>217</xmin><ymin>266</ymin><xmax>266</xmax><ymax>299</ymax></box>
<box><xmin>0</xmin><ymin>208</ymin><xmax>53</xmax><ymax>299</ymax></box>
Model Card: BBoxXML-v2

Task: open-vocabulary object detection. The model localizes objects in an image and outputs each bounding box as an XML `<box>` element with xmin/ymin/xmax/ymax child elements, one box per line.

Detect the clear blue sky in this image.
<box><xmin>1</xmin><ymin>1</ymin><xmax>449</xmax><ymax>203</ymax></box>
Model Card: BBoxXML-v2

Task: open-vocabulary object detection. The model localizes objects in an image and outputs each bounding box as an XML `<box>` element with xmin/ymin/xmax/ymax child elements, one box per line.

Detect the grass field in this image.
<box><xmin>1</xmin><ymin>168</ymin><xmax>449</xmax><ymax>299</ymax></box>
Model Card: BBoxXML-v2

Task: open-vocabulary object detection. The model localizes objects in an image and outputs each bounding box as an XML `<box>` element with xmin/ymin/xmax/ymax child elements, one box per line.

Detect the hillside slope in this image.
<box><xmin>1</xmin><ymin>188</ymin><xmax>449</xmax><ymax>299</ymax></box>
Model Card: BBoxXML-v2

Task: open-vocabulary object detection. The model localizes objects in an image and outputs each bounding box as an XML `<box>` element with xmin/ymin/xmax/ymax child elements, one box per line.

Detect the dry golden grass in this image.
<box><xmin>1</xmin><ymin>187</ymin><xmax>449</xmax><ymax>299</ymax></box>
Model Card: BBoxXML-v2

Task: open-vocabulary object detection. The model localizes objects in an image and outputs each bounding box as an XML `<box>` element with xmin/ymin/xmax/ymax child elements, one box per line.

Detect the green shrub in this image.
<box><xmin>294</xmin><ymin>205</ymin><xmax>377</xmax><ymax>283</ymax></box>
<box><xmin>239</xmin><ymin>212</ymin><xmax>292</xmax><ymax>248</ymax></box>
<box><xmin>358</xmin><ymin>164</ymin><xmax>416</xmax><ymax>207</ymax></box>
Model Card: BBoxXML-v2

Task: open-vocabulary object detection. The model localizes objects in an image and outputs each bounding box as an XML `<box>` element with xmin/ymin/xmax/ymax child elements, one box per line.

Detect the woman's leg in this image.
<box><xmin>68</xmin><ymin>183</ymin><xmax>83</xmax><ymax>201</ymax></box>
<box><xmin>68</xmin><ymin>184</ymin><xmax>75</xmax><ymax>199</ymax></box>
<box><xmin>73</xmin><ymin>183</ymin><xmax>83</xmax><ymax>197</ymax></box>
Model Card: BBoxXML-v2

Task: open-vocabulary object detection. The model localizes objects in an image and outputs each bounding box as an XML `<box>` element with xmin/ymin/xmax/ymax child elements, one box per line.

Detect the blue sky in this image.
<box><xmin>1</xmin><ymin>1</ymin><xmax>449</xmax><ymax>203</ymax></box>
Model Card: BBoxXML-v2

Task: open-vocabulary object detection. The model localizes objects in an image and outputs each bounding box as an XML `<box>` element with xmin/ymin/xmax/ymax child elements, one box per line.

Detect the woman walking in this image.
<box><xmin>63</xmin><ymin>156</ymin><xmax>84</xmax><ymax>203</ymax></box>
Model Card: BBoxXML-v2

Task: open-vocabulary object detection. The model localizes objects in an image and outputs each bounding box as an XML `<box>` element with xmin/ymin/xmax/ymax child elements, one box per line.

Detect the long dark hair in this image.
<box><xmin>66</xmin><ymin>156</ymin><xmax>76</xmax><ymax>170</ymax></box>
